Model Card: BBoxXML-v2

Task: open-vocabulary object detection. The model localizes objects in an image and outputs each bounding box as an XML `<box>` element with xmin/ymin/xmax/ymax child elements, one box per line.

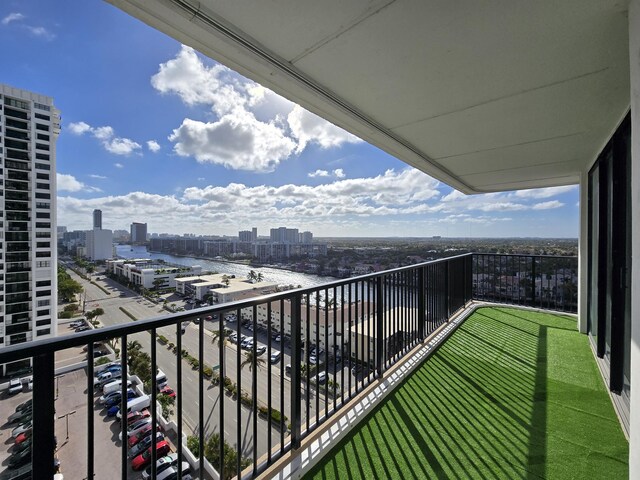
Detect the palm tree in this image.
<box><xmin>222</xmin><ymin>275</ymin><xmax>230</xmax><ymax>287</ymax></box>
<box><xmin>247</xmin><ymin>270</ymin><xmax>257</xmax><ymax>283</ymax></box>
<box><xmin>211</xmin><ymin>329</ymin><xmax>230</xmax><ymax>383</ymax></box>
<box><xmin>240</xmin><ymin>351</ymin><xmax>266</xmax><ymax>372</ymax></box>
<box><xmin>256</xmin><ymin>272</ymin><xmax>264</xmax><ymax>283</ymax></box>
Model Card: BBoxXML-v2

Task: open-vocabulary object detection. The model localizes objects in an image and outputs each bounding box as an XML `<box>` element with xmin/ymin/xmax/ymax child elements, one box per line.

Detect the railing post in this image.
<box><xmin>33</xmin><ymin>352</ymin><xmax>56</xmax><ymax>480</ymax></box>
<box><xmin>375</xmin><ymin>277</ymin><xmax>384</xmax><ymax>377</ymax></box>
<box><xmin>290</xmin><ymin>293</ymin><xmax>302</xmax><ymax>449</ymax></box>
<box><xmin>418</xmin><ymin>267</ymin><xmax>426</xmax><ymax>340</ymax></box>
<box><xmin>531</xmin><ymin>256</ymin><xmax>537</xmax><ymax>307</ymax></box>
<box><xmin>445</xmin><ymin>259</ymin><xmax>451</xmax><ymax>319</ymax></box>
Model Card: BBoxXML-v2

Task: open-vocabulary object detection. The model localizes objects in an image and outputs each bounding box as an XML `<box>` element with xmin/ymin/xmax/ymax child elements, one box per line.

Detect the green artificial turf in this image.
<box><xmin>306</xmin><ymin>307</ymin><xmax>628</xmax><ymax>480</ymax></box>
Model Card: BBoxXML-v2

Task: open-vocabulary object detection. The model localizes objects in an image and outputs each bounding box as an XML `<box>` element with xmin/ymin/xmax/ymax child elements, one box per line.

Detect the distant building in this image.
<box><xmin>238</xmin><ymin>230</ymin><xmax>253</xmax><ymax>242</ymax></box>
<box><xmin>93</xmin><ymin>209</ymin><xmax>102</xmax><ymax>229</ymax></box>
<box><xmin>86</xmin><ymin>228</ymin><xmax>113</xmax><ymax>261</ymax></box>
<box><xmin>300</xmin><ymin>231</ymin><xmax>313</xmax><ymax>243</ymax></box>
<box><xmin>130</xmin><ymin>222</ymin><xmax>147</xmax><ymax>244</ymax></box>
<box><xmin>270</xmin><ymin>227</ymin><xmax>299</xmax><ymax>244</ymax></box>
<box><xmin>106</xmin><ymin>259</ymin><xmax>202</xmax><ymax>289</ymax></box>
<box><xmin>175</xmin><ymin>274</ymin><xmax>277</xmax><ymax>303</ymax></box>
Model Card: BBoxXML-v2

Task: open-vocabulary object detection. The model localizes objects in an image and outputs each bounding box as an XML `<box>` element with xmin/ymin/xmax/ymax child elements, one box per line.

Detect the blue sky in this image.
<box><xmin>1</xmin><ymin>0</ymin><xmax>579</xmax><ymax>237</ymax></box>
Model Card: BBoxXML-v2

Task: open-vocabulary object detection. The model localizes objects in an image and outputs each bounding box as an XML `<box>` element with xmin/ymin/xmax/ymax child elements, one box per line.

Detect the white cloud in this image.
<box><xmin>308</xmin><ymin>170</ymin><xmax>330</xmax><ymax>178</ymax></box>
<box><xmin>57</xmin><ymin>174</ymin><xmax>100</xmax><ymax>193</ymax></box>
<box><xmin>89</xmin><ymin>174</ymin><xmax>107</xmax><ymax>179</ymax></box>
<box><xmin>68</xmin><ymin>122</ymin><xmax>92</xmax><ymax>135</ymax></box>
<box><xmin>67</xmin><ymin>121</ymin><xmax>141</xmax><ymax>156</ymax></box>
<box><xmin>531</xmin><ymin>200</ymin><xmax>564</xmax><ymax>210</ymax></box>
<box><xmin>168</xmin><ymin>113</ymin><xmax>296</xmax><ymax>172</ymax></box>
<box><xmin>114</xmin><ymin>163</ymin><xmax>124</xmax><ymax>169</ymax></box>
<box><xmin>104</xmin><ymin>137</ymin><xmax>141</xmax><ymax>156</ymax></box>
<box><xmin>287</xmin><ymin>105</ymin><xmax>362</xmax><ymax>153</ymax></box>
<box><xmin>2</xmin><ymin>13</ymin><xmax>24</xmax><ymax>25</ymax></box>
<box><xmin>26</xmin><ymin>26</ymin><xmax>54</xmax><ymax>40</ymax></box>
<box><xmin>333</xmin><ymin>169</ymin><xmax>346</xmax><ymax>179</ymax></box>
<box><xmin>153</xmin><ymin>46</ymin><xmax>362</xmax><ymax>171</ymax></box>
<box><xmin>147</xmin><ymin>140</ymin><xmax>161</xmax><ymax>152</ymax></box>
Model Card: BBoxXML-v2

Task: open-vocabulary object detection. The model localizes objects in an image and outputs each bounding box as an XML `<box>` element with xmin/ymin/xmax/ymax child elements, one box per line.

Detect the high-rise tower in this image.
<box><xmin>93</xmin><ymin>209</ymin><xmax>102</xmax><ymax>229</ymax></box>
<box><xmin>0</xmin><ymin>84</ymin><xmax>59</xmax><ymax>374</ymax></box>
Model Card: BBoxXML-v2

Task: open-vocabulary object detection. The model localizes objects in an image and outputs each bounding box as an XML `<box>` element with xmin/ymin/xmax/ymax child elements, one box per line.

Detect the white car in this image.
<box><xmin>12</xmin><ymin>420</ymin><xmax>32</xmax><ymax>438</ymax></box>
<box><xmin>118</xmin><ymin>417</ymin><xmax>152</xmax><ymax>441</ymax></box>
<box><xmin>156</xmin><ymin>463</ymin><xmax>191</xmax><ymax>480</ymax></box>
<box><xmin>141</xmin><ymin>453</ymin><xmax>178</xmax><ymax>480</ymax></box>
<box><xmin>8</xmin><ymin>378</ymin><xmax>22</xmax><ymax>395</ymax></box>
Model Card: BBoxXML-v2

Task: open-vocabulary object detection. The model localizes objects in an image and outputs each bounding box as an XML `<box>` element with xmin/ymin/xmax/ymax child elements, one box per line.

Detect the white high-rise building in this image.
<box><xmin>0</xmin><ymin>84</ymin><xmax>59</xmax><ymax>373</ymax></box>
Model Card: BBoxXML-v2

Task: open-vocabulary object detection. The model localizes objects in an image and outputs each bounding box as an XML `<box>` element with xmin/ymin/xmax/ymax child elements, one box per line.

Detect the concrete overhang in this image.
<box><xmin>107</xmin><ymin>0</ymin><xmax>630</xmax><ymax>193</ymax></box>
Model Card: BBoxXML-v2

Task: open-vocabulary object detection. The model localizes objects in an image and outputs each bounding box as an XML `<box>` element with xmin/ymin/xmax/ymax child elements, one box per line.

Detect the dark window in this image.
<box><xmin>36</xmin><ymin>290</ymin><xmax>51</xmax><ymax>297</ymax></box>
<box><xmin>35</xmin><ymin>113</ymin><xmax>50</xmax><ymax>121</ymax></box>
<box><xmin>36</xmin><ymin>123</ymin><xmax>48</xmax><ymax>131</ymax></box>
<box><xmin>35</xmin><ymin>193</ymin><xmax>51</xmax><ymax>199</ymax></box>
<box><xmin>37</xmin><ymin>242</ymin><xmax>50</xmax><ymax>248</ymax></box>
<box><xmin>37</xmin><ymin>133</ymin><xmax>50</xmax><ymax>141</ymax></box>
<box><xmin>36</xmin><ymin>183</ymin><xmax>50</xmax><ymax>190</ymax></box>
<box><xmin>35</xmin><ymin>163</ymin><xmax>50</xmax><ymax>170</ymax></box>
<box><xmin>36</xmin><ymin>280</ymin><xmax>51</xmax><ymax>287</ymax></box>
<box><xmin>35</xmin><ymin>143</ymin><xmax>49</xmax><ymax>151</ymax></box>
<box><xmin>36</xmin><ymin>212</ymin><xmax>50</xmax><ymax>219</ymax></box>
<box><xmin>36</xmin><ymin>319</ymin><xmax>51</xmax><ymax>326</ymax></box>
<box><xmin>36</xmin><ymin>153</ymin><xmax>50</xmax><ymax>161</ymax></box>
<box><xmin>36</xmin><ymin>222</ymin><xmax>50</xmax><ymax>228</ymax></box>
<box><xmin>37</xmin><ymin>329</ymin><xmax>50</xmax><ymax>336</ymax></box>
<box><xmin>36</xmin><ymin>173</ymin><xmax>49</xmax><ymax>180</ymax></box>
<box><xmin>37</xmin><ymin>309</ymin><xmax>50</xmax><ymax>317</ymax></box>
<box><xmin>36</xmin><ymin>251</ymin><xmax>50</xmax><ymax>258</ymax></box>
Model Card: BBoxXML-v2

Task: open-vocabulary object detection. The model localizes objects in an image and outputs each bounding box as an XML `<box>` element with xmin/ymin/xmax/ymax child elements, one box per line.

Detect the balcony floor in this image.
<box><xmin>307</xmin><ymin>307</ymin><xmax>628</xmax><ymax>479</ymax></box>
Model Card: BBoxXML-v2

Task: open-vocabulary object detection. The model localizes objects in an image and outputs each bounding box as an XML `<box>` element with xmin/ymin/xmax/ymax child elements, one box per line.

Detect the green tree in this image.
<box><xmin>240</xmin><ymin>350</ymin><xmax>266</xmax><ymax>373</ymax></box>
<box><xmin>247</xmin><ymin>270</ymin><xmax>257</xmax><ymax>283</ymax></box>
<box><xmin>158</xmin><ymin>393</ymin><xmax>175</xmax><ymax>418</ymax></box>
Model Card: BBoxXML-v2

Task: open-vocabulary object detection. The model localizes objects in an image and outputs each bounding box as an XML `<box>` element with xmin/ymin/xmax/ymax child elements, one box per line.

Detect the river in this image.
<box><xmin>115</xmin><ymin>245</ymin><xmax>336</xmax><ymax>289</ymax></box>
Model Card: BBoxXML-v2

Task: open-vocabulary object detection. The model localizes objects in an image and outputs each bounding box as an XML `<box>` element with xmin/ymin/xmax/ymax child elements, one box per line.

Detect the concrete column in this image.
<box><xmin>577</xmin><ymin>170</ymin><xmax>589</xmax><ymax>333</ymax></box>
<box><xmin>628</xmin><ymin>0</ymin><xmax>640</xmax><ymax>477</ymax></box>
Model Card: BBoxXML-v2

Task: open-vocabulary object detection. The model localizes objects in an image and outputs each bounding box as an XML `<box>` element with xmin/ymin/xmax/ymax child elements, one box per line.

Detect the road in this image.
<box><xmin>62</xmin><ymin>269</ymin><xmax>337</xmax><ymax>461</ymax></box>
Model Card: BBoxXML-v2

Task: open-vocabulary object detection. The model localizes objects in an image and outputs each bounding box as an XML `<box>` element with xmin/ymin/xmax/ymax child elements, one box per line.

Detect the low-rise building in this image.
<box><xmin>175</xmin><ymin>274</ymin><xmax>277</xmax><ymax>303</ymax></box>
<box><xmin>106</xmin><ymin>259</ymin><xmax>201</xmax><ymax>289</ymax></box>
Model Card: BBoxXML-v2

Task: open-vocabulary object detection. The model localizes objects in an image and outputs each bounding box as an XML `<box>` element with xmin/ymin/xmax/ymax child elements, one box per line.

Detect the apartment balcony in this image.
<box><xmin>0</xmin><ymin>253</ymin><xmax>617</xmax><ymax>480</ymax></box>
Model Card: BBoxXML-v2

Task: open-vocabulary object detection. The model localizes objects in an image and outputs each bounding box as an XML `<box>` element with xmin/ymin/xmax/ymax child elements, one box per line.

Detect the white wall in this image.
<box><xmin>578</xmin><ymin>170</ymin><xmax>589</xmax><ymax>333</ymax></box>
<box><xmin>629</xmin><ymin>1</ymin><xmax>639</xmax><ymax>477</ymax></box>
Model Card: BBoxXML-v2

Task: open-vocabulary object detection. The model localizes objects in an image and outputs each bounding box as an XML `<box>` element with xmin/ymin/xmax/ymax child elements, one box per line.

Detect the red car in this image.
<box><xmin>131</xmin><ymin>440</ymin><xmax>170</xmax><ymax>471</ymax></box>
<box><xmin>160</xmin><ymin>386</ymin><xmax>176</xmax><ymax>399</ymax></box>
<box><xmin>127</xmin><ymin>409</ymin><xmax>151</xmax><ymax>426</ymax></box>
<box><xmin>128</xmin><ymin>424</ymin><xmax>154</xmax><ymax>447</ymax></box>
<box><xmin>15</xmin><ymin>430</ymin><xmax>32</xmax><ymax>445</ymax></box>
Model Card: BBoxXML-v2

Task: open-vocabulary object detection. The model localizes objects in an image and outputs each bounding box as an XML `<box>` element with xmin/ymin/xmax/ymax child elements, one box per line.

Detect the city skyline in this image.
<box><xmin>2</xmin><ymin>1</ymin><xmax>579</xmax><ymax>238</ymax></box>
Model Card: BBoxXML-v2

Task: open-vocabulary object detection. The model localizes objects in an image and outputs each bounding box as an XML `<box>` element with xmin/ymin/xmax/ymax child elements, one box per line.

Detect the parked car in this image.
<box><xmin>8</xmin><ymin>378</ymin><xmax>22</xmax><ymax>395</ymax></box>
<box><xmin>129</xmin><ymin>432</ymin><xmax>165</xmax><ymax>458</ymax></box>
<box><xmin>141</xmin><ymin>453</ymin><xmax>178</xmax><ymax>480</ymax></box>
<box><xmin>104</xmin><ymin>390</ymin><xmax>136</xmax><ymax>409</ymax></box>
<box><xmin>159</xmin><ymin>386</ymin><xmax>176</xmax><ymax>399</ymax></box>
<box><xmin>8</xmin><ymin>409</ymin><xmax>31</xmax><ymax>425</ymax></box>
<box><xmin>82</xmin><ymin>342</ymin><xmax>104</xmax><ymax>352</ymax></box>
<box><xmin>100</xmin><ymin>388</ymin><xmax>133</xmax><ymax>404</ymax></box>
<box><xmin>316</xmin><ymin>371</ymin><xmax>327</xmax><ymax>384</ymax></box>
<box><xmin>270</xmin><ymin>351</ymin><xmax>281</xmax><ymax>364</ymax></box>
<box><xmin>75</xmin><ymin>326</ymin><xmax>91</xmax><ymax>332</ymax></box>
<box><xmin>7</xmin><ymin>448</ymin><xmax>31</xmax><ymax>469</ymax></box>
<box><xmin>14</xmin><ymin>431</ymin><xmax>32</xmax><ymax>445</ymax></box>
<box><xmin>156</xmin><ymin>463</ymin><xmax>191</xmax><ymax>480</ymax></box>
<box><xmin>8</xmin><ymin>405</ymin><xmax>32</xmax><ymax>423</ymax></box>
<box><xmin>12</xmin><ymin>421</ymin><xmax>32</xmax><ymax>439</ymax></box>
<box><xmin>14</xmin><ymin>399</ymin><xmax>32</xmax><ymax>413</ymax></box>
<box><xmin>274</xmin><ymin>335</ymin><xmax>281</xmax><ymax>343</ymax></box>
<box><xmin>119</xmin><ymin>418</ymin><xmax>152</xmax><ymax>441</ymax></box>
<box><xmin>126</xmin><ymin>409</ymin><xmax>151</xmax><ymax>426</ymax></box>
<box><xmin>12</xmin><ymin>436</ymin><xmax>32</xmax><ymax>455</ymax></box>
<box><xmin>131</xmin><ymin>440</ymin><xmax>171</xmax><ymax>471</ymax></box>
<box><xmin>128</xmin><ymin>424</ymin><xmax>154</xmax><ymax>447</ymax></box>
<box><xmin>70</xmin><ymin>320</ymin><xmax>86</xmax><ymax>328</ymax></box>
<box><xmin>255</xmin><ymin>345</ymin><xmax>267</xmax><ymax>356</ymax></box>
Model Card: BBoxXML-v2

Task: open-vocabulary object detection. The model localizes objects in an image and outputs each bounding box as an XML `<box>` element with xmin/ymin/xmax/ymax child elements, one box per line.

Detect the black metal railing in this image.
<box><xmin>0</xmin><ymin>254</ymin><xmax>473</xmax><ymax>480</ymax></box>
<box><xmin>471</xmin><ymin>253</ymin><xmax>578</xmax><ymax>313</ymax></box>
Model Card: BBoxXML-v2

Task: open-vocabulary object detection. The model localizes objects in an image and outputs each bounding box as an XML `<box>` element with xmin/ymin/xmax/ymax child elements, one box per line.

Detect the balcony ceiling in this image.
<box><xmin>108</xmin><ymin>0</ymin><xmax>630</xmax><ymax>193</ymax></box>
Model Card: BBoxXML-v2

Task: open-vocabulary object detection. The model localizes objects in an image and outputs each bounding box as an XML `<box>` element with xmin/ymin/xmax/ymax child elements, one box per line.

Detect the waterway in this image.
<box><xmin>116</xmin><ymin>245</ymin><xmax>336</xmax><ymax>289</ymax></box>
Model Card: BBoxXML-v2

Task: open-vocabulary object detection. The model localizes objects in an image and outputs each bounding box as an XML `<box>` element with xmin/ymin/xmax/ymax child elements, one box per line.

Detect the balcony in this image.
<box><xmin>0</xmin><ymin>253</ymin><xmax>615</xmax><ymax>480</ymax></box>
<box><xmin>304</xmin><ymin>306</ymin><xmax>627</xmax><ymax>479</ymax></box>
